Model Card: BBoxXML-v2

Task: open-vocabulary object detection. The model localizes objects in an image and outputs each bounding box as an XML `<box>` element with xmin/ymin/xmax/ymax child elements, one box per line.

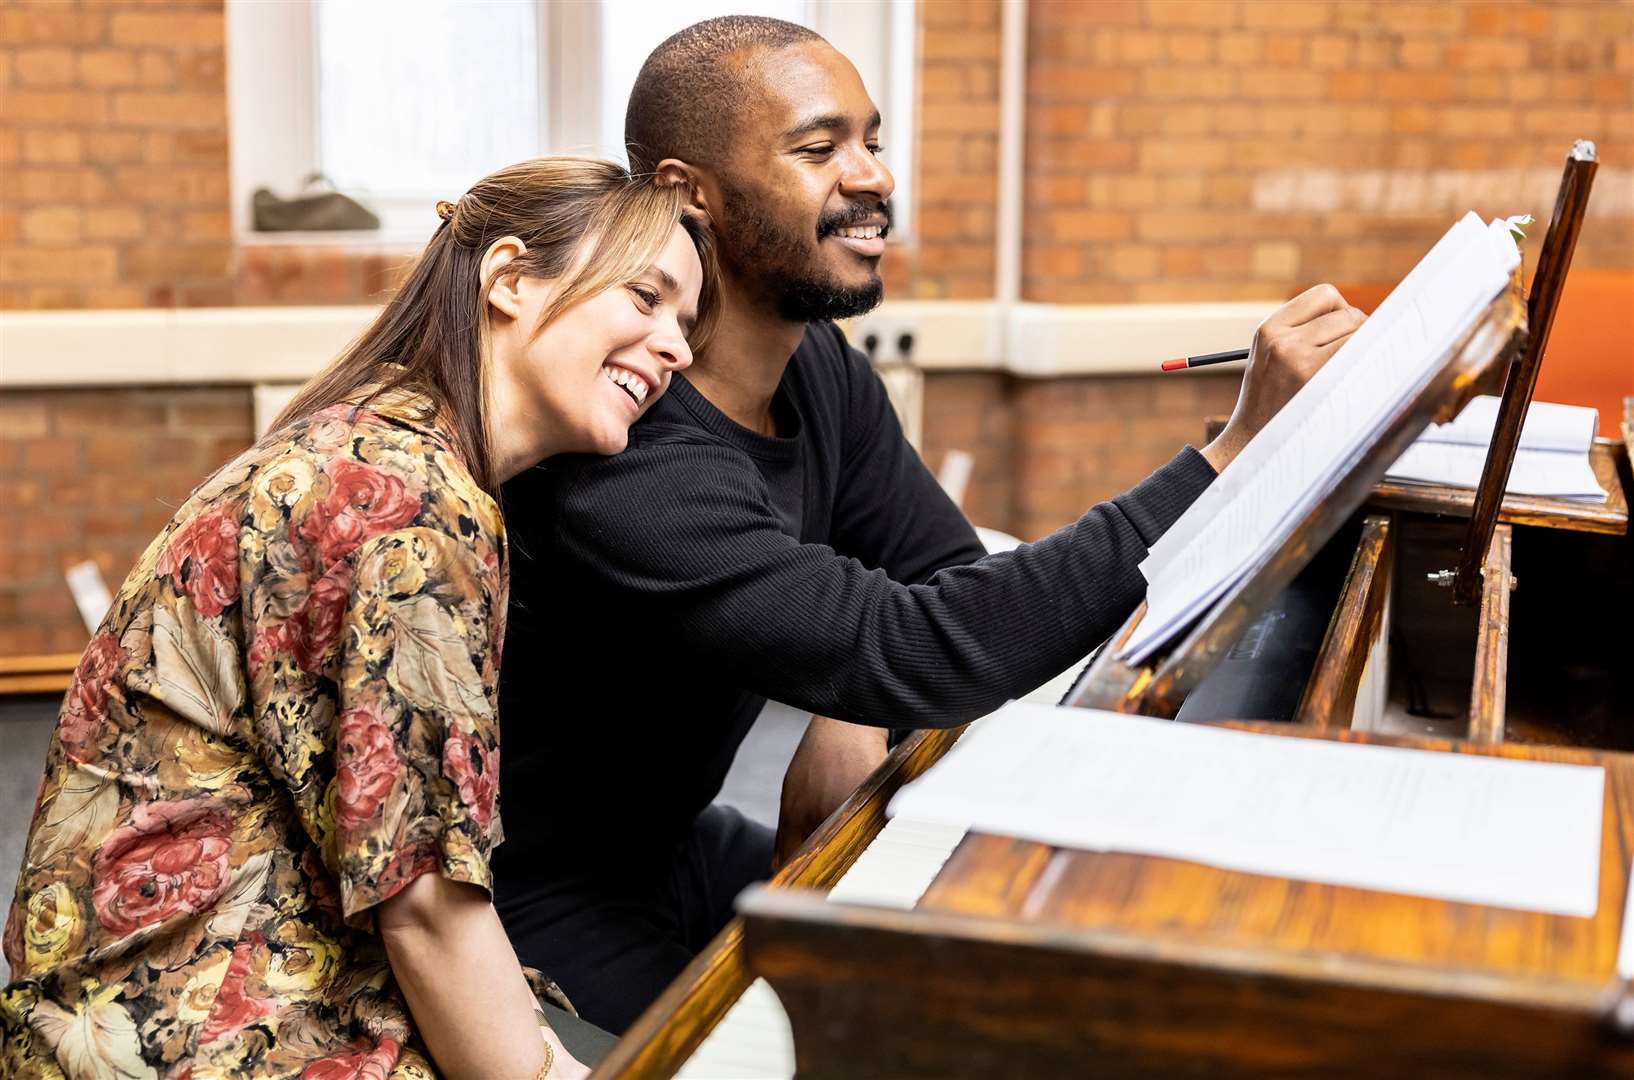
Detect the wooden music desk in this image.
<box><xmin>741</xmin><ymin>723</ymin><xmax>1634</xmax><ymax>1078</ymax></box>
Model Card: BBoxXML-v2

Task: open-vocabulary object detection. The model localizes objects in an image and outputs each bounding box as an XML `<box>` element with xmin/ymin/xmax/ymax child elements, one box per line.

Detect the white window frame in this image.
<box><xmin>226</xmin><ymin>0</ymin><xmax>913</xmax><ymax>248</ymax></box>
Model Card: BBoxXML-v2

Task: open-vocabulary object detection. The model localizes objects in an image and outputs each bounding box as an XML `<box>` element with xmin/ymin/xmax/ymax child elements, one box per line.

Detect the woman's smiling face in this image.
<box><xmin>492</xmin><ymin>222</ymin><xmax>704</xmax><ymax>458</ymax></box>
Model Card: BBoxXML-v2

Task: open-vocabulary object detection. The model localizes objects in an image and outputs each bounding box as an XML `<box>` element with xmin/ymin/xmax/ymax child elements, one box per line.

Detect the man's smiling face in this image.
<box><xmin>709</xmin><ymin>41</ymin><xmax>895</xmax><ymax>322</ymax></box>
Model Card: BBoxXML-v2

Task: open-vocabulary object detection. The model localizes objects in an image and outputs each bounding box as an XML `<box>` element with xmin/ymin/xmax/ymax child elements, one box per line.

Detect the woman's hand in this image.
<box><xmin>1202</xmin><ymin>284</ymin><xmax>1367</xmax><ymax>474</ymax></box>
<box><xmin>774</xmin><ymin>715</ymin><xmax>888</xmax><ymax>870</ymax></box>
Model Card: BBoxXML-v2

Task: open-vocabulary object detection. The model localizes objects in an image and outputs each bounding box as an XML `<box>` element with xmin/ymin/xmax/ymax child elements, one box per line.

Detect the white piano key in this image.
<box><xmin>676</xmin><ymin>813</ymin><xmax>969</xmax><ymax>1078</ymax></box>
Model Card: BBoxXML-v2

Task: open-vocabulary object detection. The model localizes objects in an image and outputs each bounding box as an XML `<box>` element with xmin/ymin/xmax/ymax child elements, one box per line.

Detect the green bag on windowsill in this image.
<box><xmin>251</xmin><ymin>174</ymin><xmax>381</xmax><ymax>232</ymax></box>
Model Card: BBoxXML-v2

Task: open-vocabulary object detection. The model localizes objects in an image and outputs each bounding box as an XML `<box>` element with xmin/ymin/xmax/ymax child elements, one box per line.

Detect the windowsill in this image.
<box><xmin>2</xmin><ymin>300</ymin><xmax>1279</xmax><ymax>389</ymax></box>
<box><xmin>235</xmin><ymin>229</ymin><xmax>427</xmax><ymax>251</ymax></box>
<box><xmin>237</xmin><ymin>230</ymin><xmax>916</xmax><ymax>250</ymax></box>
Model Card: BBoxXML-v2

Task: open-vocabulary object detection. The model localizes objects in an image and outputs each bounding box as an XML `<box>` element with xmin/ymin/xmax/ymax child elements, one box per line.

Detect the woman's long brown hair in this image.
<box><xmin>271</xmin><ymin>157</ymin><xmax>720</xmax><ymax>495</ymax></box>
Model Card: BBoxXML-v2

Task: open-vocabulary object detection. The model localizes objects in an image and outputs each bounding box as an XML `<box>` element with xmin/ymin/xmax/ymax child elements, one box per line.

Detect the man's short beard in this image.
<box><xmin>718</xmin><ymin>177</ymin><xmax>885</xmax><ymax>323</ymax></box>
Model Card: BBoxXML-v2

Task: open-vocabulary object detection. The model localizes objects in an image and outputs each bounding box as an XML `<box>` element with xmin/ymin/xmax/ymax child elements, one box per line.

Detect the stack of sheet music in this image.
<box><xmin>1385</xmin><ymin>395</ymin><xmax>1607</xmax><ymax>501</ymax></box>
<box><xmin>1119</xmin><ymin>212</ymin><xmax>1522</xmax><ymax>665</ymax></box>
<box><xmin>890</xmin><ymin>701</ymin><xmax>1604</xmax><ymax>918</ymax></box>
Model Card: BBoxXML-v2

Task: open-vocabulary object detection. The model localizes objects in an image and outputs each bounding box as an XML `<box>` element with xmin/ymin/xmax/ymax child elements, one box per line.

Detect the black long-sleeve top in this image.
<box><xmin>494</xmin><ymin>322</ymin><xmax>1216</xmax><ymax>868</ymax></box>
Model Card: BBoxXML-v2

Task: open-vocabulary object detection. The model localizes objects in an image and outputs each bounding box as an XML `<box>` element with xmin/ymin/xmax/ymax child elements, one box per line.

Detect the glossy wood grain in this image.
<box><xmin>916</xmin><ymin>725</ymin><xmax>1632</xmax><ymax>984</ymax></box>
<box><xmin>747</xmin><ymin>725</ymin><xmax>1634</xmax><ymax>1077</ymax></box>
<box><xmin>1455</xmin><ymin>142</ymin><xmax>1599</xmax><ymax>603</ymax></box>
<box><xmin>1468</xmin><ymin>524</ymin><xmax>1513</xmax><ymax>743</ymax></box>
<box><xmin>1370</xmin><ymin>437</ymin><xmax>1628</xmax><ymax>536</ymax></box>
<box><xmin>1295</xmin><ymin>514</ymin><xmax>1393</xmax><ymax>730</ymax></box>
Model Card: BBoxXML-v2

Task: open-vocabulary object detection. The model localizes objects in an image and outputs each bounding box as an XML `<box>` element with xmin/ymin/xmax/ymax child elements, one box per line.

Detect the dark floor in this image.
<box><xmin>0</xmin><ymin>693</ymin><xmax>807</xmax><ymax>984</ymax></box>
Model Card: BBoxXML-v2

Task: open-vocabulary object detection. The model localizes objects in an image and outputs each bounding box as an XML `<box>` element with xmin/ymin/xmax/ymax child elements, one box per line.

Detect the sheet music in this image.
<box><xmin>1385</xmin><ymin>395</ymin><xmax>1607</xmax><ymax>500</ymax></box>
<box><xmin>1415</xmin><ymin>395</ymin><xmax>1598</xmax><ymax>454</ymax></box>
<box><xmin>1122</xmin><ymin>214</ymin><xmax>1521</xmax><ymax>664</ymax></box>
<box><xmin>1387</xmin><ymin>441</ymin><xmax>1606</xmax><ymax>500</ymax></box>
<box><xmin>890</xmin><ymin>702</ymin><xmax>1604</xmax><ymax>918</ymax></box>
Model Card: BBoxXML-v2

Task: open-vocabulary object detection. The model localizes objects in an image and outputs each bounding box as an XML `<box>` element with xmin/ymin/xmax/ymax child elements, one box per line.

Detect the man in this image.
<box><xmin>495</xmin><ymin>16</ymin><xmax>1364</xmax><ymax>1034</ymax></box>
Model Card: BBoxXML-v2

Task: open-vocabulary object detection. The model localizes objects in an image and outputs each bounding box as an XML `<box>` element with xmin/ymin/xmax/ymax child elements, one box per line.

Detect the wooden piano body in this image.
<box><xmin>590</xmin><ymin>145</ymin><xmax>1633</xmax><ymax>1077</ymax></box>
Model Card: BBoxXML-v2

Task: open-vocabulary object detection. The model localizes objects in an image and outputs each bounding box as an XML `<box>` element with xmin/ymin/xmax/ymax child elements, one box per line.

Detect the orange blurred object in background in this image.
<box><xmin>1341</xmin><ymin>270</ymin><xmax>1634</xmax><ymax>438</ymax></box>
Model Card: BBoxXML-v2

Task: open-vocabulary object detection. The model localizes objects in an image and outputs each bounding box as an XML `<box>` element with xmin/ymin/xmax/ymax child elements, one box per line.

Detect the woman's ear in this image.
<box><xmin>655</xmin><ymin>159</ymin><xmax>713</xmax><ymax>219</ymax></box>
<box><xmin>481</xmin><ymin>235</ymin><xmax>528</xmax><ymax>320</ymax></box>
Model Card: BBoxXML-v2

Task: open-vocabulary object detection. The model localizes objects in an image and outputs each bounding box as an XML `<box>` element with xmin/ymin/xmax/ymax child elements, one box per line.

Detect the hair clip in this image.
<box><xmin>435</xmin><ymin>200</ymin><xmax>456</xmax><ymax>222</ymax></box>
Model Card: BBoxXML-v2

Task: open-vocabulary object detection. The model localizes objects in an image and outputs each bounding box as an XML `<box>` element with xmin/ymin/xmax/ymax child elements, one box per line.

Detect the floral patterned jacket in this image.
<box><xmin>2</xmin><ymin>391</ymin><xmax>555</xmax><ymax>1078</ymax></box>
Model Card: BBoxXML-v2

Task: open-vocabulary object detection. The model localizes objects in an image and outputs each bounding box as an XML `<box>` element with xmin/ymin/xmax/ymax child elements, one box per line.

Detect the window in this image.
<box><xmin>226</xmin><ymin>0</ymin><xmax>915</xmax><ymax>246</ymax></box>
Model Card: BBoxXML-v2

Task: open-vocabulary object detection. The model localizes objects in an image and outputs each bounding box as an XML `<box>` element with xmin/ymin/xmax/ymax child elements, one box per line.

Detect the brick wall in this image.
<box><xmin>1026</xmin><ymin>0</ymin><xmax>1634</xmax><ymax>302</ymax></box>
<box><xmin>4</xmin><ymin>0</ymin><xmax>1632</xmax><ymax>653</ymax></box>
<box><xmin>920</xmin><ymin>369</ymin><xmax>1242</xmax><ymax>540</ymax></box>
<box><xmin>883</xmin><ymin>0</ymin><xmax>1002</xmax><ymax>300</ymax></box>
<box><xmin>0</xmin><ymin>0</ymin><xmax>232</xmax><ymax>309</ymax></box>
<box><xmin>0</xmin><ymin>387</ymin><xmax>254</xmax><ymax>655</ymax></box>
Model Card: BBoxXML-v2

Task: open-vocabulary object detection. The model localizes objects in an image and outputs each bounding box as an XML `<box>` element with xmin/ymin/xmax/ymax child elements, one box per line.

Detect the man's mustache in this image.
<box><xmin>816</xmin><ymin>200</ymin><xmax>893</xmax><ymax>240</ymax></box>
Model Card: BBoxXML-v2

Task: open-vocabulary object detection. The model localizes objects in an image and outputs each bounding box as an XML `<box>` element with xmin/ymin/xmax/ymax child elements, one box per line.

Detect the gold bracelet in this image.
<box><xmin>534</xmin><ymin>1036</ymin><xmax>554</xmax><ymax>1080</ymax></box>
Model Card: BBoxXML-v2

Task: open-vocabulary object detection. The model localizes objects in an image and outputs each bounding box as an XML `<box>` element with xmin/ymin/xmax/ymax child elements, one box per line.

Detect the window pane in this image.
<box><xmin>316</xmin><ymin>0</ymin><xmax>540</xmax><ymax>197</ymax></box>
<box><xmin>597</xmin><ymin>0</ymin><xmax>809</xmax><ymax>162</ymax></box>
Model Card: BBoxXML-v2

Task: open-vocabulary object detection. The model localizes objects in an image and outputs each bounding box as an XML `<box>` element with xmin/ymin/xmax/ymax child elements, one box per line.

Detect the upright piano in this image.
<box><xmin>589</xmin><ymin>142</ymin><xmax>1634</xmax><ymax>1078</ymax></box>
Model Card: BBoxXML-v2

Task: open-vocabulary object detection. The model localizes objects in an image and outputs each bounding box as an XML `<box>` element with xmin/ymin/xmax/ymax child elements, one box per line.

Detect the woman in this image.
<box><xmin>1</xmin><ymin>157</ymin><xmax>717</xmax><ymax>1079</ymax></box>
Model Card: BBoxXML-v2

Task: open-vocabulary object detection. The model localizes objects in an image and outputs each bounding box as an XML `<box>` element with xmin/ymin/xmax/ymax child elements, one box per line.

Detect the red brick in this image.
<box><xmin>1242</xmin><ymin>1</ymin><xmax>1331</xmax><ymax>30</ymax></box>
<box><xmin>120</xmin><ymin>245</ymin><xmax>231</xmax><ymax>283</ymax></box>
<box><xmin>175</xmin><ymin>51</ymin><xmax>225</xmax><ymax>91</ymax></box>
<box><xmin>83</xmin><ymin>206</ymin><xmax>144</xmax><ymax>242</ymax></box>
<box><xmin>1376</xmin><ymin>3</ymin><xmax>1466</xmax><ymax>36</ymax></box>
<box><xmin>20</xmin><ymin>437</ymin><xmax>81</xmax><ymax>475</ymax></box>
<box><xmin>920</xmin><ymin>102</ymin><xmax>999</xmax><ymax>134</ymax></box>
<box><xmin>1398</xmin><ymin>39</ymin><xmax>1443</xmax><ymax>68</ymax></box>
<box><xmin>1258</xmin><ymin>32</ymin><xmax>1306</xmax><ymax>66</ymax></box>
<box><xmin>1446</xmin><ymin>38</ymin><xmax>1530</xmax><ymax>70</ymax></box>
<box><xmin>1164</xmin><ymin>32</ymin><xmax>1214</xmax><ymax>63</ymax></box>
<box><xmin>15</xmin><ymin>46</ymin><xmax>74</xmax><ymax>85</ymax></box>
<box><xmin>1217</xmin><ymin>31</ymin><xmax>1263</xmax><ymax>64</ymax></box>
<box><xmin>1249</xmin><ymin>68</ymin><xmax>1327</xmax><ymax>99</ymax></box>
<box><xmin>1139</xmin><ymin>138</ymin><xmax>1231</xmax><ymax>170</ymax></box>
<box><xmin>6</xmin><ymin>90</ymin><xmax>110</xmax><ymax>125</ymax></box>
<box><xmin>1031</xmin><ymin>104</ymin><xmax>1094</xmax><ymax>136</ymax></box>
<box><xmin>1025</xmin><ymin>245</ymin><xmax>1087</xmax><ymax>279</ymax></box>
<box><xmin>83</xmin><ymin>130</ymin><xmax>143</xmax><ymax>163</ymax></box>
<box><xmin>920</xmin><ymin>27</ymin><xmax>1001</xmax><ymax>62</ymax></box>
<box><xmin>109</xmin><ymin>11</ymin><xmax>223</xmax><ymax>49</ymax></box>
<box><xmin>1308</xmin><ymin>33</ymin><xmax>1353</xmax><ymax>68</ymax></box>
<box><xmin>19</xmin><ymin>207</ymin><xmax>81</xmax><ymax>245</ymax></box>
<box><xmin>1109</xmin><ymin>244</ymin><xmax>1161</xmax><ymax>280</ymax></box>
<box><xmin>1104</xmin><ymin>29</ymin><xmax>1156</xmax><ymax>64</ymax></box>
<box><xmin>1047</xmin><ymin>209</ymin><xmax>1135</xmax><ymax>241</ymax></box>
<box><xmin>20</xmin><ymin>129</ymin><xmax>81</xmax><ymax>164</ymax></box>
<box><xmin>110</xmin><ymin>166</ymin><xmax>228</xmax><ymax>205</ymax></box>
<box><xmin>168</xmin><ymin>397</ymin><xmax>253</xmax><ymax>435</ymax></box>
<box><xmin>1145</xmin><ymin>1</ymin><xmax>1241</xmax><ymax>30</ymax></box>
<box><xmin>0</xmin><ymin>245</ymin><xmax>117</xmax><ymax>284</ymax></box>
<box><xmin>0</xmin><ymin>8</ymin><xmax>109</xmax><ymax>46</ymax></box>
<box><xmin>137</xmin><ymin>50</ymin><xmax>175</xmax><ymax>87</ymax></box>
<box><xmin>78</xmin><ymin>48</ymin><xmax>138</xmax><ymax>87</ymax></box>
<box><xmin>110</xmin><ymin>92</ymin><xmax>224</xmax><ymax>130</ymax></box>
<box><xmin>1141</xmin><ymin>67</ymin><xmax>1236</xmax><ymax>99</ymax></box>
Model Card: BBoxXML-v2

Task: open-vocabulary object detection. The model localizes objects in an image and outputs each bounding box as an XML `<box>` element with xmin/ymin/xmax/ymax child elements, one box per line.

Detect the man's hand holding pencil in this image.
<box><xmin>1196</xmin><ymin>283</ymin><xmax>1368</xmax><ymax>474</ymax></box>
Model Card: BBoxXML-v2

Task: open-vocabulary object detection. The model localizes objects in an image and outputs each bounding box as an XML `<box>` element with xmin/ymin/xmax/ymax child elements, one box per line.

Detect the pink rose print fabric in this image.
<box><xmin>1</xmin><ymin>392</ymin><xmax>565</xmax><ymax>1078</ymax></box>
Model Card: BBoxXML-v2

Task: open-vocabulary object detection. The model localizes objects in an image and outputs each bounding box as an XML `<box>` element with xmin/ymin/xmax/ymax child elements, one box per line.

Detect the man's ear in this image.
<box><xmin>481</xmin><ymin>235</ymin><xmax>527</xmax><ymax>320</ymax></box>
<box><xmin>655</xmin><ymin>158</ymin><xmax>715</xmax><ymax>219</ymax></box>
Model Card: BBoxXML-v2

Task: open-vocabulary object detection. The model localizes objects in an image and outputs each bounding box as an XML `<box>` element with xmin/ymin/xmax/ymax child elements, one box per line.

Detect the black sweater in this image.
<box><xmin>494</xmin><ymin>322</ymin><xmax>1215</xmax><ymax>868</ymax></box>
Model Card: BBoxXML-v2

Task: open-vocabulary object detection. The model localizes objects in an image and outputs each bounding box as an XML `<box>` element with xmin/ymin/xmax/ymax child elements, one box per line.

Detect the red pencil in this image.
<box><xmin>1160</xmin><ymin>347</ymin><xmax>1250</xmax><ymax>372</ymax></box>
